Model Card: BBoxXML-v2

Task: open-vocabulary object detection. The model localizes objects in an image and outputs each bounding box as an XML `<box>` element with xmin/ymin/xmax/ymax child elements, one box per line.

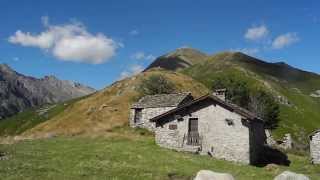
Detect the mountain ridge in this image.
<box><xmin>145</xmin><ymin>47</ymin><xmax>209</xmax><ymax>71</ymax></box>
<box><xmin>0</xmin><ymin>63</ymin><xmax>95</xmax><ymax>119</ymax></box>
<box><xmin>1</xmin><ymin>48</ymin><xmax>319</xmax><ymax>144</ymax></box>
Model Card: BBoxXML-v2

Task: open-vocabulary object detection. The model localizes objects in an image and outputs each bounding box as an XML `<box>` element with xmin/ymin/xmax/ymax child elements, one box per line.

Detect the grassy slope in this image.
<box><xmin>229</xmin><ymin>53</ymin><xmax>320</xmax><ymax>139</ymax></box>
<box><xmin>0</xmin><ymin>97</ymin><xmax>87</xmax><ymax>136</ymax></box>
<box><xmin>181</xmin><ymin>52</ymin><xmax>320</xmax><ymax>140</ymax></box>
<box><xmin>0</xmin><ymin>130</ymin><xmax>319</xmax><ymax>180</ymax></box>
<box><xmin>21</xmin><ymin>69</ymin><xmax>209</xmax><ymax>138</ymax></box>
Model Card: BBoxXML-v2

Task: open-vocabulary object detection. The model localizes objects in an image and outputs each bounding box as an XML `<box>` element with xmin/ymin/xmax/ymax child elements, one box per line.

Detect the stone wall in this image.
<box><xmin>130</xmin><ymin>107</ymin><xmax>175</xmax><ymax>132</ymax></box>
<box><xmin>310</xmin><ymin>132</ymin><xmax>320</xmax><ymax>164</ymax></box>
<box><xmin>155</xmin><ymin>100</ymin><xmax>266</xmax><ymax>164</ymax></box>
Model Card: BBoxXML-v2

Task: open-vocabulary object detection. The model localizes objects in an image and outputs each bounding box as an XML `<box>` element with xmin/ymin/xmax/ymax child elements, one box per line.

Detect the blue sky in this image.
<box><xmin>0</xmin><ymin>0</ymin><xmax>319</xmax><ymax>89</ymax></box>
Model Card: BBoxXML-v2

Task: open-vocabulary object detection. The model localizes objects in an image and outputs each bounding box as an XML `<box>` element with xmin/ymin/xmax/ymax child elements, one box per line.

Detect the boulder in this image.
<box><xmin>194</xmin><ymin>170</ymin><xmax>235</xmax><ymax>180</ymax></box>
<box><xmin>274</xmin><ymin>171</ymin><xmax>309</xmax><ymax>180</ymax></box>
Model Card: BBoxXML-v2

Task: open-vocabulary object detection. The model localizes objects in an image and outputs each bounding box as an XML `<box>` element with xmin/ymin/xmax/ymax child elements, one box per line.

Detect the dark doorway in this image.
<box><xmin>187</xmin><ymin>118</ymin><xmax>200</xmax><ymax>146</ymax></box>
<box><xmin>134</xmin><ymin>108</ymin><xmax>142</xmax><ymax>124</ymax></box>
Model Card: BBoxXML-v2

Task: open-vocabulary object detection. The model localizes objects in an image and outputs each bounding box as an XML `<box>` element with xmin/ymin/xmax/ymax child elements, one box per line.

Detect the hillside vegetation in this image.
<box><xmin>180</xmin><ymin>51</ymin><xmax>320</xmax><ymax>142</ymax></box>
<box><xmin>0</xmin><ymin>96</ymin><xmax>89</xmax><ymax>137</ymax></box>
<box><xmin>22</xmin><ymin>69</ymin><xmax>209</xmax><ymax>138</ymax></box>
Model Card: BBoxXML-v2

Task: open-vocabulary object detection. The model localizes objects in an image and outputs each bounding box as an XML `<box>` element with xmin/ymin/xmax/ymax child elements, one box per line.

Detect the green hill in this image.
<box><xmin>178</xmin><ymin>51</ymin><xmax>320</xmax><ymax>142</ymax></box>
<box><xmin>145</xmin><ymin>49</ymin><xmax>320</xmax><ymax>144</ymax></box>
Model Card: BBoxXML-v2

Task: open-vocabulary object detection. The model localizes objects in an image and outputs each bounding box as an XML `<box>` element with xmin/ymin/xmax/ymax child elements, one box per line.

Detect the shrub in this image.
<box><xmin>212</xmin><ymin>76</ymin><xmax>280</xmax><ymax>129</ymax></box>
<box><xmin>139</xmin><ymin>75</ymin><xmax>176</xmax><ymax>95</ymax></box>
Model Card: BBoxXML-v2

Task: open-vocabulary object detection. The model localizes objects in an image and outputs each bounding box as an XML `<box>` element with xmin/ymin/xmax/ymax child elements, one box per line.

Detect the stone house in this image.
<box><xmin>309</xmin><ymin>130</ymin><xmax>320</xmax><ymax>164</ymax></box>
<box><xmin>149</xmin><ymin>93</ymin><xmax>266</xmax><ymax>165</ymax></box>
<box><xmin>130</xmin><ymin>92</ymin><xmax>193</xmax><ymax>131</ymax></box>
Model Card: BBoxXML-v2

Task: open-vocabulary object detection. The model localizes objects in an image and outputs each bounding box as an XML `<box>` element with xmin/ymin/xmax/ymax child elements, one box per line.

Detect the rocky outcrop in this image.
<box><xmin>274</xmin><ymin>171</ymin><xmax>309</xmax><ymax>180</ymax></box>
<box><xmin>194</xmin><ymin>170</ymin><xmax>235</xmax><ymax>180</ymax></box>
<box><xmin>0</xmin><ymin>64</ymin><xmax>95</xmax><ymax>119</ymax></box>
<box><xmin>310</xmin><ymin>90</ymin><xmax>320</xmax><ymax>97</ymax></box>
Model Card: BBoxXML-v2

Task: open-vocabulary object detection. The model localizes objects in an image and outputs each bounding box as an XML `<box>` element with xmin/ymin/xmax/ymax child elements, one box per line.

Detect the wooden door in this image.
<box><xmin>187</xmin><ymin>118</ymin><xmax>200</xmax><ymax>146</ymax></box>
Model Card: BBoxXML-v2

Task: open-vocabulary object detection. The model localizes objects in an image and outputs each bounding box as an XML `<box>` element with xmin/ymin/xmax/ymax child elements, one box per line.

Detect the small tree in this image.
<box><xmin>139</xmin><ymin>74</ymin><xmax>176</xmax><ymax>95</ymax></box>
<box><xmin>212</xmin><ymin>76</ymin><xmax>280</xmax><ymax>129</ymax></box>
<box><xmin>212</xmin><ymin>76</ymin><xmax>250</xmax><ymax>108</ymax></box>
<box><xmin>249</xmin><ymin>90</ymin><xmax>280</xmax><ymax>129</ymax></box>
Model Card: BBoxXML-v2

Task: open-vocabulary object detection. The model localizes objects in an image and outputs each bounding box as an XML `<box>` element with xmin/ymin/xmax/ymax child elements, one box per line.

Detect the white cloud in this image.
<box><xmin>119</xmin><ymin>64</ymin><xmax>144</xmax><ymax>80</ymax></box>
<box><xmin>131</xmin><ymin>51</ymin><xmax>155</xmax><ymax>61</ymax></box>
<box><xmin>272</xmin><ymin>33</ymin><xmax>299</xmax><ymax>49</ymax></box>
<box><xmin>8</xmin><ymin>16</ymin><xmax>120</xmax><ymax>64</ymax></box>
<box><xmin>245</xmin><ymin>25</ymin><xmax>269</xmax><ymax>41</ymax></box>
<box><xmin>129</xmin><ymin>30</ymin><xmax>139</xmax><ymax>36</ymax></box>
<box><xmin>231</xmin><ymin>48</ymin><xmax>260</xmax><ymax>55</ymax></box>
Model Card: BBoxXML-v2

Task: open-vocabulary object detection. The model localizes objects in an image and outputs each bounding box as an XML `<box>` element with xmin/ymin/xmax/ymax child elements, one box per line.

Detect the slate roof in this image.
<box><xmin>131</xmin><ymin>92</ymin><xmax>192</xmax><ymax>108</ymax></box>
<box><xmin>150</xmin><ymin>94</ymin><xmax>261</xmax><ymax>122</ymax></box>
<box><xmin>309</xmin><ymin>129</ymin><xmax>320</xmax><ymax>139</ymax></box>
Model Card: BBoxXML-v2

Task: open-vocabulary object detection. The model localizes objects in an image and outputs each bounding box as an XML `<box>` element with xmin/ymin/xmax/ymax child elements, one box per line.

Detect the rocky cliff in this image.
<box><xmin>0</xmin><ymin>64</ymin><xmax>95</xmax><ymax>119</ymax></box>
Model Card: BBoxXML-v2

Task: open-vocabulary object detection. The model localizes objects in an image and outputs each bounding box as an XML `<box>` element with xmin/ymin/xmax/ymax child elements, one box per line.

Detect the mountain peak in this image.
<box><xmin>165</xmin><ymin>47</ymin><xmax>207</xmax><ymax>58</ymax></box>
<box><xmin>0</xmin><ymin>64</ymin><xmax>16</xmax><ymax>75</ymax></box>
<box><xmin>145</xmin><ymin>48</ymin><xmax>208</xmax><ymax>71</ymax></box>
<box><xmin>42</xmin><ymin>75</ymin><xmax>59</xmax><ymax>81</ymax></box>
<box><xmin>0</xmin><ymin>65</ymin><xmax>95</xmax><ymax>118</ymax></box>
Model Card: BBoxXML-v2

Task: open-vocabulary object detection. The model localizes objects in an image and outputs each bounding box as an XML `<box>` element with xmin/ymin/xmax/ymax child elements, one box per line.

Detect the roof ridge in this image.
<box><xmin>132</xmin><ymin>92</ymin><xmax>192</xmax><ymax>108</ymax></box>
<box><xmin>150</xmin><ymin>94</ymin><xmax>260</xmax><ymax>122</ymax></box>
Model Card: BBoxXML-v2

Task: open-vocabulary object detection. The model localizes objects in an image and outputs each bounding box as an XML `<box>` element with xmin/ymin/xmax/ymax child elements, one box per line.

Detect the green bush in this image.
<box><xmin>139</xmin><ymin>74</ymin><xmax>176</xmax><ymax>95</ymax></box>
<box><xmin>212</xmin><ymin>76</ymin><xmax>279</xmax><ymax>129</ymax></box>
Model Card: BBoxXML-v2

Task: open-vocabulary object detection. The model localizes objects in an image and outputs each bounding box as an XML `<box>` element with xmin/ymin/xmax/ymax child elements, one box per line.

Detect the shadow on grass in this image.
<box><xmin>256</xmin><ymin>146</ymin><xmax>291</xmax><ymax>167</ymax></box>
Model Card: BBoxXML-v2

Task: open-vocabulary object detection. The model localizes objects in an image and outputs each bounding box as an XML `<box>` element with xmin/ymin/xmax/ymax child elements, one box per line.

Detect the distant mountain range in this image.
<box><xmin>1</xmin><ymin>48</ymin><xmax>319</xmax><ymax>145</ymax></box>
<box><xmin>0</xmin><ymin>64</ymin><xmax>95</xmax><ymax>119</ymax></box>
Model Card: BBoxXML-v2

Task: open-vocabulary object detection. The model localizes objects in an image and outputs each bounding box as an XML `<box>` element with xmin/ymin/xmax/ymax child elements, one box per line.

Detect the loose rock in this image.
<box><xmin>194</xmin><ymin>170</ymin><xmax>235</xmax><ymax>180</ymax></box>
<box><xmin>274</xmin><ymin>171</ymin><xmax>309</xmax><ymax>180</ymax></box>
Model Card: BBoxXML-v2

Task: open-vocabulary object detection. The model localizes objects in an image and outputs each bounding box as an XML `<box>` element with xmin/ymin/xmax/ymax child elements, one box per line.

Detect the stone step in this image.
<box><xmin>182</xmin><ymin>145</ymin><xmax>201</xmax><ymax>153</ymax></box>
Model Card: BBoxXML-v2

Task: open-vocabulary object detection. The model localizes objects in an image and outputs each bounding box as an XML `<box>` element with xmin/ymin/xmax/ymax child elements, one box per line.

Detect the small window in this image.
<box><xmin>174</xmin><ymin>115</ymin><xmax>183</xmax><ymax>121</ymax></box>
<box><xmin>225</xmin><ymin>119</ymin><xmax>234</xmax><ymax>126</ymax></box>
<box><xmin>169</xmin><ymin>124</ymin><xmax>177</xmax><ymax>130</ymax></box>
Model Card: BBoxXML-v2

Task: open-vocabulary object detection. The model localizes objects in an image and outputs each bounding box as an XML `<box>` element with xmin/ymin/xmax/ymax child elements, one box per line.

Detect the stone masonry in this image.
<box><xmin>130</xmin><ymin>107</ymin><xmax>175</xmax><ymax>131</ymax></box>
<box><xmin>154</xmin><ymin>97</ymin><xmax>266</xmax><ymax>165</ymax></box>
<box><xmin>130</xmin><ymin>93</ymin><xmax>193</xmax><ymax>132</ymax></box>
<box><xmin>310</xmin><ymin>130</ymin><xmax>320</xmax><ymax>164</ymax></box>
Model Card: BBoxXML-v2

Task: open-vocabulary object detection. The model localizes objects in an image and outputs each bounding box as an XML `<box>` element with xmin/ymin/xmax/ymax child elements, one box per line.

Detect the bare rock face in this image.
<box><xmin>0</xmin><ymin>64</ymin><xmax>95</xmax><ymax>119</ymax></box>
<box><xmin>194</xmin><ymin>170</ymin><xmax>235</xmax><ymax>180</ymax></box>
<box><xmin>274</xmin><ymin>171</ymin><xmax>309</xmax><ymax>180</ymax></box>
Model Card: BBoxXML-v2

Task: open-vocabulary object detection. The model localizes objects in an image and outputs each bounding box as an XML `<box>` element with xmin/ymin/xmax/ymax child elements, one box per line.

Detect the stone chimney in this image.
<box><xmin>213</xmin><ymin>89</ymin><xmax>226</xmax><ymax>101</ymax></box>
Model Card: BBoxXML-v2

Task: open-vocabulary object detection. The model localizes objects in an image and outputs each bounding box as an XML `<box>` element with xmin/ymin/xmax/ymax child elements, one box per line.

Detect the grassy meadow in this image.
<box><xmin>0</xmin><ymin>128</ymin><xmax>319</xmax><ymax>180</ymax></box>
